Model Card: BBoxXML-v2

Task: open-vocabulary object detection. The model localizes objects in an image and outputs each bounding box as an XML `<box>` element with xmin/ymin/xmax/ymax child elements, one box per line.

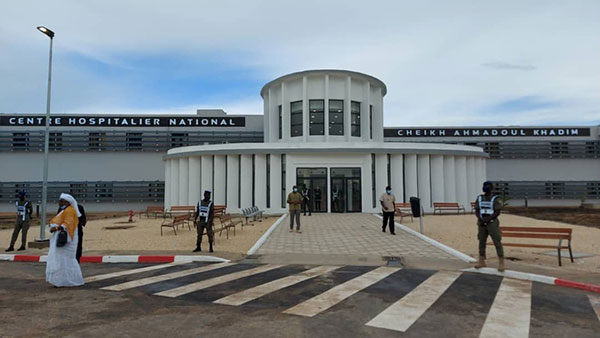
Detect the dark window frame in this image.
<box><xmin>329</xmin><ymin>99</ymin><xmax>344</xmax><ymax>136</ymax></box>
<box><xmin>290</xmin><ymin>101</ymin><xmax>303</xmax><ymax>137</ymax></box>
<box><xmin>309</xmin><ymin>99</ymin><xmax>325</xmax><ymax>136</ymax></box>
<box><xmin>351</xmin><ymin>101</ymin><xmax>361</xmax><ymax>137</ymax></box>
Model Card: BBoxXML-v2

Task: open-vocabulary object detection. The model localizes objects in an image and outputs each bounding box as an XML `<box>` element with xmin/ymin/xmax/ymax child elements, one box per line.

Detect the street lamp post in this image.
<box><xmin>37</xmin><ymin>26</ymin><xmax>55</xmax><ymax>242</ymax></box>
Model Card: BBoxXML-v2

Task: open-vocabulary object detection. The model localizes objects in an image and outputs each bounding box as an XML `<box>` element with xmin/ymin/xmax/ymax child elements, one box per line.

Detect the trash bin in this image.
<box><xmin>409</xmin><ymin>197</ymin><xmax>421</xmax><ymax>217</ymax></box>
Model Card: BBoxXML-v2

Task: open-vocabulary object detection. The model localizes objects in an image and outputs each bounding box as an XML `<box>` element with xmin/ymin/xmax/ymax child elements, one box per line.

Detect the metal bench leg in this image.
<box><xmin>558</xmin><ymin>238</ymin><xmax>562</xmax><ymax>266</ymax></box>
<box><xmin>568</xmin><ymin>240</ymin><xmax>574</xmax><ymax>263</ymax></box>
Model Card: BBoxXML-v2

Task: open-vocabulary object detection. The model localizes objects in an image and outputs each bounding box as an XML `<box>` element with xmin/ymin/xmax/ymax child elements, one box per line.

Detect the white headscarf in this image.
<box><xmin>59</xmin><ymin>193</ymin><xmax>82</xmax><ymax>217</ymax></box>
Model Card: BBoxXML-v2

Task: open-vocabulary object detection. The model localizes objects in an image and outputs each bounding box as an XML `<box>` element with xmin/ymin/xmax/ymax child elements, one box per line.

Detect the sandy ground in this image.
<box><xmin>0</xmin><ymin>215</ymin><xmax>279</xmax><ymax>258</ymax></box>
<box><xmin>400</xmin><ymin>213</ymin><xmax>600</xmax><ymax>273</ymax></box>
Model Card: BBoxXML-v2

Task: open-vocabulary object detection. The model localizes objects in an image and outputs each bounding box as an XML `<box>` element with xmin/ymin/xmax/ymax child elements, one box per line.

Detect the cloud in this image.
<box><xmin>482</xmin><ymin>62</ymin><xmax>536</xmax><ymax>71</ymax></box>
<box><xmin>0</xmin><ymin>0</ymin><xmax>599</xmax><ymax>127</ymax></box>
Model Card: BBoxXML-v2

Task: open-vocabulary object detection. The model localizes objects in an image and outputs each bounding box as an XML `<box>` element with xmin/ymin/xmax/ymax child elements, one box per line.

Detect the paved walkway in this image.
<box><xmin>257</xmin><ymin>214</ymin><xmax>458</xmax><ymax>261</ymax></box>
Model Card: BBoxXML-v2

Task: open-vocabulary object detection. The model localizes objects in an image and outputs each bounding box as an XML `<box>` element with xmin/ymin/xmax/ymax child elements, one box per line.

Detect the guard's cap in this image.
<box><xmin>204</xmin><ymin>190</ymin><xmax>211</xmax><ymax>194</ymax></box>
<box><xmin>17</xmin><ymin>190</ymin><xmax>26</xmax><ymax>196</ymax></box>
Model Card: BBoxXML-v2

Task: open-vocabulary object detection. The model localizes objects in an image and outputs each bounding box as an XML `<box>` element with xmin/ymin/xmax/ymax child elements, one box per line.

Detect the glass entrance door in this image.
<box><xmin>296</xmin><ymin>168</ymin><xmax>327</xmax><ymax>213</ymax></box>
<box><xmin>330</xmin><ymin>168</ymin><xmax>361</xmax><ymax>213</ymax></box>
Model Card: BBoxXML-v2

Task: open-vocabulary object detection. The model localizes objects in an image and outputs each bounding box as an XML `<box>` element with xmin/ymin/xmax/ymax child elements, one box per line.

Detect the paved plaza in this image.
<box><xmin>257</xmin><ymin>214</ymin><xmax>459</xmax><ymax>261</ymax></box>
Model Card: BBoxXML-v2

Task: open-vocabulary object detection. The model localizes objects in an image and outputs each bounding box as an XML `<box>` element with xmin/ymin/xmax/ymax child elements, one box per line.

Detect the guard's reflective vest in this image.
<box><xmin>197</xmin><ymin>200</ymin><xmax>213</xmax><ymax>223</ymax></box>
<box><xmin>477</xmin><ymin>195</ymin><xmax>498</xmax><ymax>218</ymax></box>
<box><xmin>16</xmin><ymin>201</ymin><xmax>30</xmax><ymax>221</ymax></box>
<box><xmin>302</xmin><ymin>189</ymin><xmax>310</xmax><ymax>200</ymax></box>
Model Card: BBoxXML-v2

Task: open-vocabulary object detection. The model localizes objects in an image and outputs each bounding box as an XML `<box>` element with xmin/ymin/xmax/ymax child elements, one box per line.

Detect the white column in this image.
<box><xmin>375</xmin><ymin>154</ymin><xmax>388</xmax><ymax>199</ymax></box>
<box><xmin>226</xmin><ymin>155</ymin><xmax>240</xmax><ymax>212</ymax></box>
<box><xmin>164</xmin><ymin>160</ymin><xmax>171</xmax><ymax>209</ymax></box>
<box><xmin>430</xmin><ymin>155</ymin><xmax>444</xmax><ymax>205</ymax></box>
<box><xmin>240</xmin><ymin>154</ymin><xmax>253</xmax><ymax>208</ymax></box>
<box><xmin>178</xmin><ymin>158</ymin><xmax>189</xmax><ymax>205</ymax></box>
<box><xmin>466</xmin><ymin>157</ymin><xmax>477</xmax><ymax>208</ymax></box>
<box><xmin>302</xmin><ymin>76</ymin><xmax>308</xmax><ymax>142</ymax></box>
<box><xmin>345</xmin><ymin>75</ymin><xmax>352</xmax><ymax>141</ymax></box>
<box><xmin>362</xmin><ymin>81</ymin><xmax>371</xmax><ymax>141</ymax></box>
<box><xmin>443</xmin><ymin>156</ymin><xmax>456</xmax><ymax>202</ymax></box>
<box><xmin>455</xmin><ymin>156</ymin><xmax>469</xmax><ymax>210</ymax></box>
<box><xmin>254</xmin><ymin>154</ymin><xmax>267</xmax><ymax>210</ymax></box>
<box><xmin>417</xmin><ymin>155</ymin><xmax>432</xmax><ymax>212</ymax></box>
<box><xmin>281</xmin><ymin>82</ymin><xmax>289</xmax><ymax>142</ymax></box>
<box><xmin>390</xmin><ymin>154</ymin><xmax>404</xmax><ymax>203</ymax></box>
<box><xmin>404</xmin><ymin>154</ymin><xmax>418</xmax><ymax>202</ymax></box>
<box><xmin>214</xmin><ymin>155</ymin><xmax>227</xmax><ymax>205</ymax></box>
<box><xmin>188</xmin><ymin>156</ymin><xmax>201</xmax><ymax>205</ymax></box>
<box><xmin>170</xmin><ymin>159</ymin><xmax>179</xmax><ymax>207</ymax></box>
<box><xmin>270</xmin><ymin>154</ymin><xmax>282</xmax><ymax>212</ymax></box>
<box><xmin>201</xmin><ymin>155</ymin><xmax>213</xmax><ymax>198</ymax></box>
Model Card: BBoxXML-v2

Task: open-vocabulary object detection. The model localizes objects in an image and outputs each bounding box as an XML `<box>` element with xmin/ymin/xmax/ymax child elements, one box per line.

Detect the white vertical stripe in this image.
<box><xmin>155</xmin><ymin>264</ymin><xmax>283</xmax><ymax>298</ymax></box>
<box><xmin>85</xmin><ymin>262</ymin><xmax>187</xmax><ymax>283</ymax></box>
<box><xmin>215</xmin><ymin>266</ymin><xmax>339</xmax><ymax>306</ymax></box>
<box><xmin>479</xmin><ymin>278</ymin><xmax>532</xmax><ymax>338</ymax></box>
<box><xmin>102</xmin><ymin>262</ymin><xmax>234</xmax><ymax>291</ymax></box>
<box><xmin>283</xmin><ymin>267</ymin><xmax>400</xmax><ymax>317</ymax></box>
<box><xmin>588</xmin><ymin>295</ymin><xmax>600</xmax><ymax>322</ymax></box>
<box><xmin>365</xmin><ymin>271</ymin><xmax>461</xmax><ymax>332</ymax></box>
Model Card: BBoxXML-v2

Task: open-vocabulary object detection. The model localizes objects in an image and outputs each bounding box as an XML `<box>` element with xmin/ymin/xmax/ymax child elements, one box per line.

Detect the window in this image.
<box><xmin>278</xmin><ymin>105</ymin><xmax>282</xmax><ymax>139</ymax></box>
<box><xmin>371</xmin><ymin>154</ymin><xmax>376</xmax><ymax>208</ymax></box>
<box><xmin>290</xmin><ymin>101</ymin><xmax>303</xmax><ymax>137</ymax></box>
<box><xmin>88</xmin><ymin>132</ymin><xmax>106</xmax><ymax>151</ymax></box>
<box><xmin>95</xmin><ymin>183</ymin><xmax>113</xmax><ymax>199</ymax></box>
<box><xmin>252</xmin><ymin>155</ymin><xmax>255</xmax><ymax>206</ymax></box>
<box><xmin>351</xmin><ymin>101</ymin><xmax>361</xmax><ymax>137</ymax></box>
<box><xmin>12</xmin><ymin>132</ymin><xmax>29</xmax><ymax>150</ymax></box>
<box><xmin>69</xmin><ymin>183</ymin><xmax>87</xmax><ymax>200</ymax></box>
<box><xmin>126</xmin><ymin>132</ymin><xmax>143</xmax><ymax>151</ymax></box>
<box><xmin>170</xmin><ymin>132</ymin><xmax>188</xmax><ymax>147</ymax></box>
<box><xmin>266</xmin><ymin>155</ymin><xmax>270</xmax><ymax>208</ymax></box>
<box><xmin>49</xmin><ymin>132</ymin><xmax>63</xmax><ymax>151</ymax></box>
<box><xmin>550</xmin><ymin>142</ymin><xmax>569</xmax><ymax>157</ymax></box>
<box><xmin>369</xmin><ymin>105</ymin><xmax>373</xmax><ymax>139</ymax></box>
<box><xmin>309</xmin><ymin>100</ymin><xmax>324</xmax><ymax>135</ymax></box>
<box><xmin>329</xmin><ymin>99</ymin><xmax>344</xmax><ymax>135</ymax></box>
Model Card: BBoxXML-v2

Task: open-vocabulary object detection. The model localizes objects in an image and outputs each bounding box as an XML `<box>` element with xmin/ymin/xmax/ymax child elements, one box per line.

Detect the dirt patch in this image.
<box><xmin>505</xmin><ymin>207</ymin><xmax>600</xmax><ymax>229</ymax></box>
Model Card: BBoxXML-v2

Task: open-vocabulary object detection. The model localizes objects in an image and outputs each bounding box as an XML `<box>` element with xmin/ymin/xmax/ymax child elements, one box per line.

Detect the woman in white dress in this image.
<box><xmin>45</xmin><ymin>193</ymin><xmax>84</xmax><ymax>287</ymax></box>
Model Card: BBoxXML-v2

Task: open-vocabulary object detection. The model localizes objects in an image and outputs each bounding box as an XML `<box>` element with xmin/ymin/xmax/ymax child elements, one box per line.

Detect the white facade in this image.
<box><xmin>164</xmin><ymin>70</ymin><xmax>488</xmax><ymax>214</ymax></box>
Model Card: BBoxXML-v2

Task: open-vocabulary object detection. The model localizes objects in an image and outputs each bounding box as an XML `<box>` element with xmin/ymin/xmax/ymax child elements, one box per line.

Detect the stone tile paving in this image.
<box><xmin>257</xmin><ymin>214</ymin><xmax>459</xmax><ymax>260</ymax></box>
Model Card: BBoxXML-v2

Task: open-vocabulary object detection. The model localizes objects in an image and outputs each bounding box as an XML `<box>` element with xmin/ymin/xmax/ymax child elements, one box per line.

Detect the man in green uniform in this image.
<box><xmin>474</xmin><ymin>181</ymin><xmax>505</xmax><ymax>272</ymax></box>
<box><xmin>6</xmin><ymin>190</ymin><xmax>33</xmax><ymax>252</ymax></box>
<box><xmin>287</xmin><ymin>185</ymin><xmax>303</xmax><ymax>233</ymax></box>
<box><xmin>193</xmin><ymin>190</ymin><xmax>214</xmax><ymax>253</ymax></box>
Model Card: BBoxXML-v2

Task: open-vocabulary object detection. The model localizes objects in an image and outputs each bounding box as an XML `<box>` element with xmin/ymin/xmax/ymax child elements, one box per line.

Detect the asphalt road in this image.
<box><xmin>1</xmin><ymin>262</ymin><xmax>599</xmax><ymax>338</ymax></box>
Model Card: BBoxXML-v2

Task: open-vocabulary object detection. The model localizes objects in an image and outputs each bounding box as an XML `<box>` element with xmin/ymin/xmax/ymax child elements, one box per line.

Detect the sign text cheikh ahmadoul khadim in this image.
<box><xmin>384</xmin><ymin>127</ymin><xmax>591</xmax><ymax>138</ymax></box>
<box><xmin>0</xmin><ymin>115</ymin><xmax>245</xmax><ymax>127</ymax></box>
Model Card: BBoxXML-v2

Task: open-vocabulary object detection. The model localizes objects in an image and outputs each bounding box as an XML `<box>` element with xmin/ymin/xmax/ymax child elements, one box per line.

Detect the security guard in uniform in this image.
<box><xmin>6</xmin><ymin>190</ymin><xmax>33</xmax><ymax>252</ymax></box>
<box><xmin>474</xmin><ymin>181</ymin><xmax>505</xmax><ymax>272</ymax></box>
<box><xmin>193</xmin><ymin>190</ymin><xmax>214</xmax><ymax>253</ymax></box>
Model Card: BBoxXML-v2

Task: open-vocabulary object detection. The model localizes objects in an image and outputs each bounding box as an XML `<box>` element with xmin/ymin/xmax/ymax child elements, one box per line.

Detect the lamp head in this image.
<box><xmin>37</xmin><ymin>26</ymin><xmax>55</xmax><ymax>39</ymax></box>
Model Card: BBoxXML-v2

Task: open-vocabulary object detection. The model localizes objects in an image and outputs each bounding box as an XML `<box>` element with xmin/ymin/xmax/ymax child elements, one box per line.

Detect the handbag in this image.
<box><xmin>56</xmin><ymin>229</ymin><xmax>68</xmax><ymax>247</ymax></box>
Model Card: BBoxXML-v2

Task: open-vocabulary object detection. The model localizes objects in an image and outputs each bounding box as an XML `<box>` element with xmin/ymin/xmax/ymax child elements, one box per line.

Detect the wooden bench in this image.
<box><xmin>214</xmin><ymin>205</ymin><xmax>227</xmax><ymax>216</ymax></box>
<box><xmin>394</xmin><ymin>202</ymin><xmax>413</xmax><ymax>223</ymax></box>
<box><xmin>488</xmin><ymin>226</ymin><xmax>574</xmax><ymax>266</ymax></box>
<box><xmin>217</xmin><ymin>214</ymin><xmax>243</xmax><ymax>239</ymax></box>
<box><xmin>144</xmin><ymin>206</ymin><xmax>165</xmax><ymax>219</ymax></box>
<box><xmin>160</xmin><ymin>214</ymin><xmax>191</xmax><ymax>236</ymax></box>
<box><xmin>167</xmin><ymin>205</ymin><xmax>196</xmax><ymax>218</ymax></box>
<box><xmin>433</xmin><ymin>202</ymin><xmax>465</xmax><ymax>215</ymax></box>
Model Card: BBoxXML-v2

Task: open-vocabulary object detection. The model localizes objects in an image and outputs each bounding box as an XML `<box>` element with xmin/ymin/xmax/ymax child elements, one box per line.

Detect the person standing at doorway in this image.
<box><xmin>301</xmin><ymin>184</ymin><xmax>312</xmax><ymax>216</ymax></box>
<box><xmin>314</xmin><ymin>186</ymin><xmax>322</xmax><ymax>212</ymax></box>
<box><xmin>193</xmin><ymin>190</ymin><xmax>214</xmax><ymax>253</ymax></box>
<box><xmin>380</xmin><ymin>186</ymin><xmax>396</xmax><ymax>235</ymax></box>
<box><xmin>6</xmin><ymin>190</ymin><xmax>33</xmax><ymax>252</ymax></box>
<box><xmin>332</xmin><ymin>187</ymin><xmax>340</xmax><ymax>212</ymax></box>
<box><xmin>474</xmin><ymin>181</ymin><xmax>504</xmax><ymax>271</ymax></box>
<box><xmin>287</xmin><ymin>185</ymin><xmax>303</xmax><ymax>233</ymax></box>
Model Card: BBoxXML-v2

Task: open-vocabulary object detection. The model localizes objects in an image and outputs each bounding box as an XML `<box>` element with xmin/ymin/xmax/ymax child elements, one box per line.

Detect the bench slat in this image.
<box><xmin>487</xmin><ymin>243</ymin><xmax>570</xmax><ymax>249</ymax></box>
<box><xmin>501</xmin><ymin>233</ymin><xmax>571</xmax><ymax>240</ymax></box>
<box><xmin>500</xmin><ymin>226</ymin><xmax>571</xmax><ymax>234</ymax></box>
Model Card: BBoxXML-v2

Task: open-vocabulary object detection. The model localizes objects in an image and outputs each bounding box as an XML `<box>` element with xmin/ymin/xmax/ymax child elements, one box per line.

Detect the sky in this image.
<box><xmin>1</xmin><ymin>0</ymin><xmax>599</xmax><ymax>126</ymax></box>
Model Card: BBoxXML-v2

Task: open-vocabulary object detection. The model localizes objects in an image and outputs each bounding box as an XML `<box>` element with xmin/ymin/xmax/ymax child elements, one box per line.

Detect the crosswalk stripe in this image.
<box><xmin>365</xmin><ymin>271</ymin><xmax>461</xmax><ymax>332</ymax></box>
<box><xmin>283</xmin><ymin>266</ymin><xmax>401</xmax><ymax>317</ymax></box>
<box><xmin>214</xmin><ymin>265</ymin><xmax>340</xmax><ymax>306</ymax></box>
<box><xmin>479</xmin><ymin>278</ymin><xmax>532</xmax><ymax>338</ymax></box>
<box><xmin>85</xmin><ymin>262</ymin><xmax>187</xmax><ymax>283</ymax></box>
<box><xmin>154</xmin><ymin>264</ymin><xmax>284</xmax><ymax>298</ymax></box>
<box><xmin>101</xmin><ymin>262</ymin><xmax>235</xmax><ymax>291</ymax></box>
<box><xmin>589</xmin><ymin>295</ymin><xmax>600</xmax><ymax>322</ymax></box>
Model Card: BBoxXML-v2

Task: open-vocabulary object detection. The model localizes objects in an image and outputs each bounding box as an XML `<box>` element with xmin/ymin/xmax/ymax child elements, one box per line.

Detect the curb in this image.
<box><xmin>0</xmin><ymin>254</ymin><xmax>229</xmax><ymax>264</ymax></box>
<box><xmin>373</xmin><ymin>214</ymin><xmax>477</xmax><ymax>263</ymax></box>
<box><xmin>462</xmin><ymin>267</ymin><xmax>600</xmax><ymax>294</ymax></box>
<box><xmin>247</xmin><ymin>214</ymin><xmax>287</xmax><ymax>255</ymax></box>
